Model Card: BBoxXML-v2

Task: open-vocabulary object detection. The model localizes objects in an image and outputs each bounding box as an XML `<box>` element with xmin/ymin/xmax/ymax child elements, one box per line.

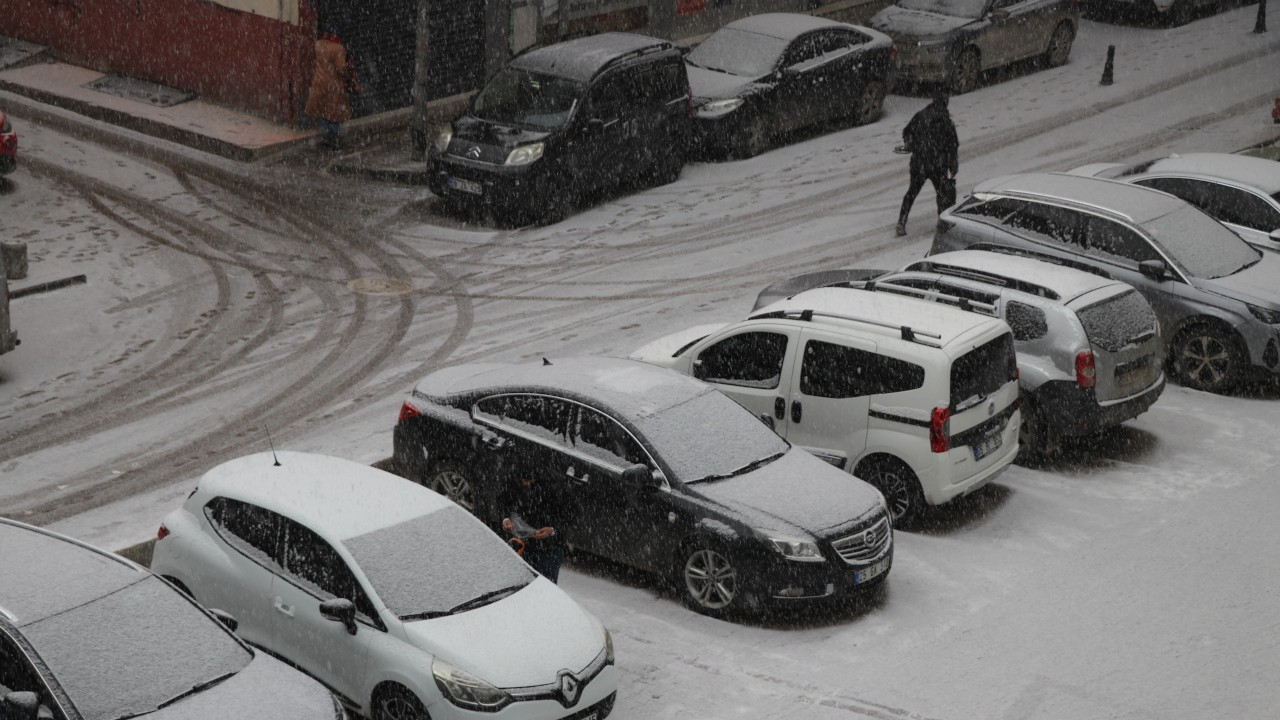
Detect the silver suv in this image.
<box><xmin>932</xmin><ymin>172</ymin><xmax>1280</xmax><ymax>394</ymax></box>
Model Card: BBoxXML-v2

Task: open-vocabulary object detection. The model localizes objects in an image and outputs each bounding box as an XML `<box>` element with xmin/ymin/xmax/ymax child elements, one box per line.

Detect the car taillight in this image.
<box><xmin>1075</xmin><ymin>351</ymin><xmax>1096</xmax><ymax>389</ymax></box>
<box><xmin>398</xmin><ymin>401</ymin><xmax>421</xmax><ymax>423</ymax></box>
<box><xmin>930</xmin><ymin>406</ymin><xmax>951</xmax><ymax>453</ymax></box>
<box><xmin>889</xmin><ymin>44</ymin><xmax>898</xmax><ymax>61</ymax></box>
<box><xmin>157</xmin><ymin>523</ymin><xmax>170</xmax><ymax>541</ymax></box>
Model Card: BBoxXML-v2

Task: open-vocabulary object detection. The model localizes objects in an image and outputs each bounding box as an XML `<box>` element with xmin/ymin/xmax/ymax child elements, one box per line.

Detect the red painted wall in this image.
<box><xmin>0</xmin><ymin>0</ymin><xmax>316</xmax><ymax>123</ymax></box>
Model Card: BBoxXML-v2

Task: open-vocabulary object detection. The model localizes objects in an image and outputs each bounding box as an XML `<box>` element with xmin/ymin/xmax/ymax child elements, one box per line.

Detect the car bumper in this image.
<box><xmin>0</xmin><ymin>153</ymin><xmax>14</xmax><ymax>175</ymax></box>
<box><xmin>428</xmin><ymin>153</ymin><xmax>551</xmax><ymax>212</ymax></box>
<box><xmin>1242</xmin><ymin>324</ymin><xmax>1280</xmax><ymax>375</ymax></box>
<box><xmin>1031</xmin><ymin>376</ymin><xmax>1165</xmax><ymax>437</ymax></box>
<box><xmin>924</xmin><ymin>409</ymin><xmax>1021</xmax><ymax>506</ymax></box>
<box><xmin>690</xmin><ymin>110</ymin><xmax>746</xmax><ymax>153</ymax></box>
<box><xmin>427</xmin><ymin>683</ymin><xmax>617</xmax><ymax>720</ymax></box>
<box><xmin>731</xmin><ymin>536</ymin><xmax>893</xmax><ymax>607</ymax></box>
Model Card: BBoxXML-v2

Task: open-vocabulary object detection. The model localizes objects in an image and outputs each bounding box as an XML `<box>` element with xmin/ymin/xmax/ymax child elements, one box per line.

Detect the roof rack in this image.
<box><xmin>860</xmin><ymin>280</ymin><xmax>1000</xmax><ymax>318</ymax></box>
<box><xmin>966</xmin><ymin>243</ymin><xmax>1114</xmax><ymax>281</ymax></box>
<box><xmin>747</xmin><ymin>308</ymin><xmax>945</xmax><ymax>348</ymax></box>
<box><xmin>909</xmin><ymin>261</ymin><xmax>1062</xmax><ymax>301</ymax></box>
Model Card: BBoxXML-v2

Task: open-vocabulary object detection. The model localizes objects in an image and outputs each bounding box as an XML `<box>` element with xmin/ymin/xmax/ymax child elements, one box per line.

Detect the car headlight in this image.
<box><xmin>1246</xmin><ymin>303</ymin><xmax>1280</xmax><ymax>324</ymax></box>
<box><xmin>434</xmin><ymin>127</ymin><xmax>452</xmax><ymax>153</ymax></box>
<box><xmin>764</xmin><ymin>533</ymin><xmax>824</xmax><ymax>562</ymax></box>
<box><xmin>432</xmin><ymin>657</ymin><xmax>513</xmax><ymax>711</ymax></box>
<box><xmin>601</xmin><ymin>622</ymin><xmax>615</xmax><ymax>665</ymax></box>
<box><xmin>698</xmin><ymin>98</ymin><xmax>744</xmax><ymax>114</ymax></box>
<box><xmin>504</xmin><ymin>142</ymin><xmax>544</xmax><ymax>166</ymax></box>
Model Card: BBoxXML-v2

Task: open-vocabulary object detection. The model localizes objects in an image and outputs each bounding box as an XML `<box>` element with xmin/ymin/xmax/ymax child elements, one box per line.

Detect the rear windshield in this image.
<box><xmin>1076</xmin><ymin>290</ymin><xmax>1157</xmax><ymax>353</ymax></box>
<box><xmin>687</xmin><ymin>28</ymin><xmax>787</xmax><ymax>77</ymax></box>
<box><xmin>473</xmin><ymin>68</ymin><xmax>584</xmax><ymax>129</ymax></box>
<box><xmin>1141</xmin><ymin>206</ymin><xmax>1261</xmax><ymax>279</ymax></box>
<box><xmin>950</xmin><ymin>333</ymin><xmax>1016</xmax><ymax>410</ymax></box>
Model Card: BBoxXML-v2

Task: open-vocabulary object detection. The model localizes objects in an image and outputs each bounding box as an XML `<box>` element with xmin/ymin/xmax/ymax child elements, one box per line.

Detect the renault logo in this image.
<box><xmin>466</xmin><ymin>145</ymin><xmax>482</xmax><ymax>159</ymax></box>
<box><xmin>557</xmin><ymin>670</ymin><xmax>581</xmax><ymax>707</ymax></box>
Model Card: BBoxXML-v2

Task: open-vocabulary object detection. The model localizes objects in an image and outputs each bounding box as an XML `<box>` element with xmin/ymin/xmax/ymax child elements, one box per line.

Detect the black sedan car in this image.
<box><xmin>0</xmin><ymin>519</ymin><xmax>342</xmax><ymax>720</ymax></box>
<box><xmin>685</xmin><ymin>13</ymin><xmax>896</xmax><ymax>158</ymax></box>
<box><xmin>393</xmin><ymin>357</ymin><xmax>893</xmax><ymax>617</ymax></box>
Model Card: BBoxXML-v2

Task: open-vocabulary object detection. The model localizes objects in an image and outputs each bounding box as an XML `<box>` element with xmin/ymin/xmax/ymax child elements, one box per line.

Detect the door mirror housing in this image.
<box><xmin>1138</xmin><ymin>259</ymin><xmax>1169</xmax><ymax>280</ymax></box>
<box><xmin>621</xmin><ymin>464</ymin><xmax>661</xmax><ymax>490</ymax></box>
<box><xmin>585</xmin><ymin>117</ymin><xmax>606</xmax><ymax>134</ymax></box>
<box><xmin>1269</xmin><ymin>229</ymin><xmax>1280</xmax><ymax>243</ymax></box>
<box><xmin>758</xmin><ymin>413</ymin><xmax>775</xmax><ymax>430</ymax></box>
<box><xmin>209</xmin><ymin>608</ymin><xmax>239</xmax><ymax>633</ymax></box>
<box><xmin>320</xmin><ymin>598</ymin><xmax>358</xmax><ymax>635</ymax></box>
<box><xmin>2</xmin><ymin>692</ymin><xmax>39</xmax><ymax>720</ymax></box>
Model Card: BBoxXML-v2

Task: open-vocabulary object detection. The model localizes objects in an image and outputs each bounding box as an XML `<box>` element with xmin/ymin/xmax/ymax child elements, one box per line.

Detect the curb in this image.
<box><xmin>10</xmin><ymin>273</ymin><xmax>86</xmax><ymax>299</ymax></box>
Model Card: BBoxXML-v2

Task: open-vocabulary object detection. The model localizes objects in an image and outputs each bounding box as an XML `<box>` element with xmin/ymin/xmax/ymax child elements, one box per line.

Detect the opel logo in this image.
<box><xmin>557</xmin><ymin>670</ymin><xmax>581</xmax><ymax>707</ymax></box>
<box><xmin>466</xmin><ymin>145</ymin><xmax>482</xmax><ymax>159</ymax></box>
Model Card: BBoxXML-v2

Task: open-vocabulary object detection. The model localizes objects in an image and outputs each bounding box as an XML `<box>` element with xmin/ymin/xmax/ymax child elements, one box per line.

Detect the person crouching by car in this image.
<box><xmin>305</xmin><ymin>24</ymin><xmax>355</xmax><ymax>150</ymax></box>
<box><xmin>500</xmin><ymin>475</ymin><xmax>572</xmax><ymax>583</ymax></box>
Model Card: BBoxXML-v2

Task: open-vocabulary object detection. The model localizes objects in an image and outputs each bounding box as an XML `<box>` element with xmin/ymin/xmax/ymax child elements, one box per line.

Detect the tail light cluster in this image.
<box><xmin>1075</xmin><ymin>351</ymin><xmax>1096</xmax><ymax>389</ymax></box>
<box><xmin>157</xmin><ymin>523</ymin><xmax>170</xmax><ymax>541</ymax></box>
<box><xmin>398</xmin><ymin>401</ymin><xmax>421</xmax><ymax>424</ymax></box>
<box><xmin>930</xmin><ymin>406</ymin><xmax>952</xmax><ymax>453</ymax></box>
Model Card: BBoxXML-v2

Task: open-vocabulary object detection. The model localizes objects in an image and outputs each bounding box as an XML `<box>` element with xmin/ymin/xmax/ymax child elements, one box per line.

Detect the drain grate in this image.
<box><xmin>83</xmin><ymin>74</ymin><xmax>196</xmax><ymax>108</ymax></box>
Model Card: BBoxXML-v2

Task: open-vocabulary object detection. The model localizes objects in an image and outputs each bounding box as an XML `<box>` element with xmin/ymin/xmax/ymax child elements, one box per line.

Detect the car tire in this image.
<box><xmin>1168</xmin><ymin>0</ymin><xmax>1194</xmax><ymax>25</ymax></box>
<box><xmin>853</xmin><ymin>80</ymin><xmax>887</xmax><ymax>126</ymax></box>
<box><xmin>1042</xmin><ymin>21</ymin><xmax>1075</xmax><ymax>68</ymax></box>
<box><xmin>734</xmin><ymin>116</ymin><xmax>770</xmax><ymax>159</ymax></box>
<box><xmin>857</xmin><ymin>456</ymin><xmax>926</xmax><ymax>526</ymax></box>
<box><xmin>373</xmin><ymin>684</ymin><xmax>429</xmax><ymax>720</ymax></box>
<box><xmin>950</xmin><ymin>48</ymin><xmax>981</xmax><ymax>95</ymax></box>
<box><xmin>1016</xmin><ymin>396</ymin><xmax>1061</xmax><ymax>462</ymax></box>
<box><xmin>423</xmin><ymin>463</ymin><xmax>479</xmax><ymax>515</ymax></box>
<box><xmin>1172</xmin><ymin>324</ymin><xmax>1244</xmax><ymax>394</ymax></box>
<box><xmin>654</xmin><ymin>137</ymin><xmax>685</xmax><ymax>186</ymax></box>
<box><xmin>679</xmin><ymin>541</ymin><xmax>741</xmax><ymax>617</ymax></box>
<box><xmin>537</xmin><ymin>174</ymin><xmax>576</xmax><ymax>225</ymax></box>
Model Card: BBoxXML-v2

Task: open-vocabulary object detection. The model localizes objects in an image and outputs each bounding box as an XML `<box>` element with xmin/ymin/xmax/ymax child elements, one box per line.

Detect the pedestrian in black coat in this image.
<box><xmin>500</xmin><ymin>475</ymin><xmax>573</xmax><ymax>583</ymax></box>
<box><xmin>896</xmin><ymin>92</ymin><xmax>959</xmax><ymax>236</ymax></box>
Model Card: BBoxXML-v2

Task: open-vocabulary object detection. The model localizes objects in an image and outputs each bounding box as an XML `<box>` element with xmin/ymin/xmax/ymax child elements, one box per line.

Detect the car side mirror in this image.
<box><xmin>2</xmin><ymin>692</ymin><xmax>39</xmax><ymax>720</ymax></box>
<box><xmin>621</xmin><ymin>464</ymin><xmax>661</xmax><ymax>490</ymax></box>
<box><xmin>1138</xmin><ymin>259</ymin><xmax>1168</xmax><ymax>280</ymax></box>
<box><xmin>1269</xmin><ymin>229</ymin><xmax>1280</xmax><ymax>243</ymax></box>
<box><xmin>209</xmin><ymin>608</ymin><xmax>239</xmax><ymax>633</ymax></box>
<box><xmin>586</xmin><ymin>117</ymin><xmax>606</xmax><ymax>134</ymax></box>
<box><xmin>320</xmin><ymin>598</ymin><xmax>358</xmax><ymax>635</ymax></box>
<box><xmin>990</xmin><ymin>8</ymin><xmax>1010</xmax><ymax>19</ymax></box>
<box><xmin>758</xmin><ymin>413</ymin><xmax>775</xmax><ymax>430</ymax></box>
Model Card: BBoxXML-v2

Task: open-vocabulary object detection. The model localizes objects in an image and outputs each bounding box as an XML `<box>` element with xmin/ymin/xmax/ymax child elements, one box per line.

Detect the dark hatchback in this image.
<box><xmin>685</xmin><ymin>13</ymin><xmax>896</xmax><ymax>158</ymax></box>
<box><xmin>393</xmin><ymin>357</ymin><xmax>893</xmax><ymax>618</ymax></box>
<box><xmin>428</xmin><ymin>33</ymin><xmax>691</xmax><ymax>224</ymax></box>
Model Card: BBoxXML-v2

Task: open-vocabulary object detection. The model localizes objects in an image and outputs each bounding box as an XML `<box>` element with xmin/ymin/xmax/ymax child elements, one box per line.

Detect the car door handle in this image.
<box><xmin>774</xmin><ymin>397</ymin><xmax>785</xmax><ymax>420</ymax></box>
<box><xmin>791</xmin><ymin>400</ymin><xmax>802</xmax><ymax>424</ymax></box>
<box><xmin>273</xmin><ymin>597</ymin><xmax>294</xmax><ymax>618</ymax></box>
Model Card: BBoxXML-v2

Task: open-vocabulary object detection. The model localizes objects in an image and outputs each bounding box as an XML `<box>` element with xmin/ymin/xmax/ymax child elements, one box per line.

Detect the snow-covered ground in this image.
<box><xmin>3</xmin><ymin>5</ymin><xmax>1280</xmax><ymax>719</ymax></box>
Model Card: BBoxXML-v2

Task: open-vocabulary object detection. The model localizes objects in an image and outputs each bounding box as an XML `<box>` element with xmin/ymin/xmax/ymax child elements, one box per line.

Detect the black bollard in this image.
<box><xmin>1254</xmin><ymin>0</ymin><xmax>1267</xmax><ymax>33</ymax></box>
<box><xmin>1100</xmin><ymin>45</ymin><xmax>1115</xmax><ymax>86</ymax></box>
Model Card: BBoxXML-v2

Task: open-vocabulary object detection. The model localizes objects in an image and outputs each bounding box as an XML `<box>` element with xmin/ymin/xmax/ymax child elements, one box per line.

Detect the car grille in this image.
<box><xmin>831</xmin><ymin>517</ymin><xmax>891</xmax><ymax>565</ymax></box>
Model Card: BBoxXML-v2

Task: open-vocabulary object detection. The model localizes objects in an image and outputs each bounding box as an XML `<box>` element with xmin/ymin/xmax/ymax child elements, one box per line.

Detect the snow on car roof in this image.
<box><xmin>197</xmin><ymin>452</ymin><xmax>450</xmax><ymax>541</ymax></box>
<box><xmin>1144</xmin><ymin>153</ymin><xmax>1280</xmax><ymax>195</ymax></box>
<box><xmin>756</xmin><ymin>285</ymin><xmax>1003</xmax><ymax>346</ymax></box>
<box><xmin>0</xmin><ymin>519</ymin><xmax>144</xmax><ymax>626</ymax></box>
<box><xmin>976</xmin><ymin>172</ymin><xmax>1185</xmax><ymax>224</ymax></box>
<box><xmin>440</xmin><ymin>356</ymin><xmax>713</xmax><ymax>421</ymax></box>
<box><xmin>919</xmin><ymin>249</ymin><xmax>1120</xmax><ymax>303</ymax></box>
<box><xmin>724</xmin><ymin>12</ymin><xmax>849</xmax><ymax>39</ymax></box>
<box><xmin>512</xmin><ymin>32</ymin><xmax>669</xmax><ymax>82</ymax></box>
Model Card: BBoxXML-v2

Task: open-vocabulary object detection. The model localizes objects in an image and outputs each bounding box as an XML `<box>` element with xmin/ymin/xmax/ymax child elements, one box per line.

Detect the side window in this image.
<box><xmin>783</xmin><ymin>34</ymin><xmax>823</xmax><ymax>68</ymax></box>
<box><xmin>279</xmin><ymin>518</ymin><xmax>378</xmax><ymax>622</ymax></box>
<box><xmin>813</xmin><ymin>30</ymin><xmax>853</xmax><ymax>56</ymax></box>
<box><xmin>799</xmin><ymin>341</ymin><xmax>925</xmax><ymax>398</ymax></box>
<box><xmin>1005</xmin><ymin>202</ymin><xmax>1082</xmax><ymax>247</ymax></box>
<box><xmin>1005</xmin><ymin>301</ymin><xmax>1049</xmax><ymax>341</ymax></box>
<box><xmin>204</xmin><ymin>497</ymin><xmax>284</xmax><ymax>570</ymax></box>
<box><xmin>1135</xmin><ymin>177</ymin><xmax>1200</xmax><ymax>204</ymax></box>
<box><xmin>956</xmin><ymin>197</ymin><xmax>1026</xmax><ymax>222</ymax></box>
<box><xmin>694</xmin><ymin>331</ymin><xmax>788</xmax><ymax>389</ymax></box>
<box><xmin>0</xmin><ymin>630</ymin><xmax>62</xmax><ymax>719</ymax></box>
<box><xmin>475</xmin><ymin>394</ymin><xmax>572</xmax><ymax>447</ymax></box>
<box><xmin>1204</xmin><ymin>184</ymin><xmax>1280</xmax><ymax>231</ymax></box>
<box><xmin>570</xmin><ymin>407</ymin><xmax>650</xmax><ymax>470</ymax></box>
<box><xmin>1078</xmin><ymin>215</ymin><xmax>1160</xmax><ymax>265</ymax></box>
<box><xmin>588</xmin><ymin>75</ymin><xmax>627</xmax><ymax>118</ymax></box>
<box><xmin>659</xmin><ymin>61</ymin><xmax>685</xmax><ymax>101</ymax></box>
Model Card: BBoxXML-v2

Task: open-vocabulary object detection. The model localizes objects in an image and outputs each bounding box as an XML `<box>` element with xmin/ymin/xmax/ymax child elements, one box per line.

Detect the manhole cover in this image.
<box><xmin>347</xmin><ymin>277</ymin><xmax>415</xmax><ymax>296</ymax></box>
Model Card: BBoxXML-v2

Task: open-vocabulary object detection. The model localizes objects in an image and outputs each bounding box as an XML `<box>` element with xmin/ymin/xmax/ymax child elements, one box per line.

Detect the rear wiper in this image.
<box><xmin>154</xmin><ymin>671</ymin><xmax>236</xmax><ymax>711</ymax></box>
<box><xmin>446</xmin><ymin>584</ymin><xmax>528</xmax><ymax>615</ymax></box>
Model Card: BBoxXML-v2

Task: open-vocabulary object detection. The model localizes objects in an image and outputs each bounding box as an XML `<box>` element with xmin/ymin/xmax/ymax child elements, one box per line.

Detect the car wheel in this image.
<box><xmin>1043</xmin><ymin>22</ymin><xmax>1075</xmax><ymax>68</ymax></box>
<box><xmin>537</xmin><ymin>176</ymin><xmax>576</xmax><ymax>225</ymax></box>
<box><xmin>1016</xmin><ymin>397</ymin><xmax>1061</xmax><ymax>462</ymax></box>
<box><xmin>680</xmin><ymin>543</ymin><xmax>740</xmax><ymax>616</ymax></box>
<box><xmin>424</xmin><ymin>463</ymin><xmax>478</xmax><ymax>515</ymax></box>
<box><xmin>950</xmin><ymin>48</ymin><xmax>980</xmax><ymax>95</ymax></box>
<box><xmin>1168</xmin><ymin>0</ymin><xmax>1193</xmax><ymax>25</ymax></box>
<box><xmin>858</xmin><ymin>456</ymin><xmax>925</xmax><ymax>526</ymax></box>
<box><xmin>654</xmin><ymin>138</ymin><xmax>685</xmax><ymax>186</ymax></box>
<box><xmin>373</xmin><ymin>685</ymin><xmax>429</xmax><ymax>720</ymax></box>
<box><xmin>1172</xmin><ymin>325</ymin><xmax>1244</xmax><ymax>393</ymax></box>
<box><xmin>853</xmin><ymin>80</ymin><xmax>886</xmax><ymax>126</ymax></box>
<box><xmin>734</xmin><ymin>116</ymin><xmax>769</xmax><ymax>159</ymax></box>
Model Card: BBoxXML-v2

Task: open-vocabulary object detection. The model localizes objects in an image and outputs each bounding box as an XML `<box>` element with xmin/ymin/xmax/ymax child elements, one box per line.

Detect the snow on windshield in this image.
<box><xmin>897</xmin><ymin>0</ymin><xmax>989</xmax><ymax>20</ymax></box>
<box><xmin>344</xmin><ymin>508</ymin><xmax>533</xmax><ymax>619</ymax></box>
<box><xmin>473</xmin><ymin>69</ymin><xmax>582</xmax><ymax>129</ymax></box>
<box><xmin>21</xmin><ymin>576</ymin><xmax>249</xmax><ymax>720</ymax></box>
<box><xmin>633</xmin><ymin>390</ymin><xmax>788</xmax><ymax>482</ymax></box>
<box><xmin>687</xmin><ymin>28</ymin><xmax>787</xmax><ymax>78</ymax></box>
<box><xmin>1142</xmin><ymin>206</ymin><xmax>1261</xmax><ymax>279</ymax></box>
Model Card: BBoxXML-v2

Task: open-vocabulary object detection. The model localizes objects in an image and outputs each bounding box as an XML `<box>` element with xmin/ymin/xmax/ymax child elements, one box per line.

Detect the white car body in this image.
<box><xmin>152</xmin><ymin>452</ymin><xmax>617</xmax><ymax>720</ymax></box>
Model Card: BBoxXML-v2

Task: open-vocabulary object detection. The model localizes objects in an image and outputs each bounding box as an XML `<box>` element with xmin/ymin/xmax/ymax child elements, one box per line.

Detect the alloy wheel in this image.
<box><xmin>429</xmin><ymin>468</ymin><xmax>477</xmax><ymax>513</ymax></box>
<box><xmin>868</xmin><ymin>466</ymin><xmax>913</xmax><ymax>522</ymax></box>
<box><xmin>951</xmin><ymin>49</ymin><xmax>980</xmax><ymax>95</ymax></box>
<box><xmin>684</xmin><ymin>548</ymin><xmax>738</xmax><ymax>610</ymax></box>
<box><xmin>855</xmin><ymin>81</ymin><xmax>885</xmax><ymax>125</ymax></box>
<box><xmin>377</xmin><ymin>696</ymin><xmax>422</xmax><ymax>720</ymax></box>
<box><xmin>1179</xmin><ymin>333</ymin><xmax>1233</xmax><ymax>389</ymax></box>
<box><xmin>1046</xmin><ymin>23</ymin><xmax>1073</xmax><ymax>67</ymax></box>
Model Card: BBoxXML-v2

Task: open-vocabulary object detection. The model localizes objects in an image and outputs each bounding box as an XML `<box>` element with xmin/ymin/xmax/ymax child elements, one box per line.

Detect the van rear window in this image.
<box><xmin>950</xmin><ymin>333</ymin><xmax>1016</xmax><ymax>410</ymax></box>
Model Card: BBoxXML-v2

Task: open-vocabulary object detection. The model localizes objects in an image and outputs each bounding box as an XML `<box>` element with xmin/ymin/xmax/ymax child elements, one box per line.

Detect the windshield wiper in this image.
<box><xmin>692</xmin><ymin>451</ymin><xmax>786</xmax><ymax>484</ymax></box>
<box><xmin>445</xmin><ymin>584</ymin><xmax>529</xmax><ymax>615</ymax></box>
<box><xmin>151</xmin><ymin>670</ymin><xmax>236</xmax><ymax>712</ymax></box>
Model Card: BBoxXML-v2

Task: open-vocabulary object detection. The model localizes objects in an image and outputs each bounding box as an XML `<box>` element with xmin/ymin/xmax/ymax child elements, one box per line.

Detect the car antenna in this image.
<box><xmin>542</xmin><ymin>357</ymin><xmax>553</xmax><ymax>366</ymax></box>
<box><xmin>265</xmin><ymin>428</ymin><xmax>281</xmax><ymax>466</ymax></box>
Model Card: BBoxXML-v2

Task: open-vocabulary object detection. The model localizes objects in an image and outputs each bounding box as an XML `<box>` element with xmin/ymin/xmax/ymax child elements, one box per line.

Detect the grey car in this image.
<box><xmin>932</xmin><ymin>172</ymin><xmax>1280</xmax><ymax>393</ymax></box>
<box><xmin>869</xmin><ymin>0</ymin><xmax>1078</xmax><ymax>93</ymax></box>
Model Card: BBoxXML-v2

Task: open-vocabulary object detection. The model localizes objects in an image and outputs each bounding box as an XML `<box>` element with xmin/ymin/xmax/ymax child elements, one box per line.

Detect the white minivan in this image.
<box><xmin>633</xmin><ymin>287</ymin><xmax>1021</xmax><ymax>524</ymax></box>
<box><xmin>152</xmin><ymin>452</ymin><xmax>617</xmax><ymax>720</ymax></box>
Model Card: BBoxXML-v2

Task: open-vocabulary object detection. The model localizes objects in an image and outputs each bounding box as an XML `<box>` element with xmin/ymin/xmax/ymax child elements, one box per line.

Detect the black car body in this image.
<box><xmin>392</xmin><ymin>357</ymin><xmax>892</xmax><ymax>617</ymax></box>
<box><xmin>0</xmin><ymin>109</ymin><xmax>15</xmax><ymax>176</ymax></box>
<box><xmin>428</xmin><ymin>33</ymin><xmax>691</xmax><ymax>224</ymax></box>
<box><xmin>685</xmin><ymin>13</ymin><xmax>896</xmax><ymax>158</ymax></box>
<box><xmin>0</xmin><ymin>519</ymin><xmax>340</xmax><ymax>720</ymax></box>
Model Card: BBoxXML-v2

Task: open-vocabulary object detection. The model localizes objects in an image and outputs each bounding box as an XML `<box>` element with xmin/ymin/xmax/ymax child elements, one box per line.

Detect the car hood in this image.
<box><xmin>451</xmin><ymin>115</ymin><xmax>552</xmax><ymax>152</ymax></box>
<box><xmin>869</xmin><ymin>6</ymin><xmax>973</xmax><ymax>39</ymax></box>
<box><xmin>401</xmin><ymin>578</ymin><xmax>603</xmax><ymax>688</ymax></box>
<box><xmin>694</xmin><ymin>448</ymin><xmax>885</xmax><ymax>537</ymax></box>
<box><xmin>629</xmin><ymin>323</ymin><xmax>729</xmax><ymax>367</ymax></box>
<box><xmin>152</xmin><ymin>652</ymin><xmax>336</xmax><ymax>720</ymax></box>
<box><xmin>686</xmin><ymin>64</ymin><xmax>767</xmax><ymax>103</ymax></box>
<box><xmin>1195</xmin><ymin>251</ymin><xmax>1280</xmax><ymax>309</ymax></box>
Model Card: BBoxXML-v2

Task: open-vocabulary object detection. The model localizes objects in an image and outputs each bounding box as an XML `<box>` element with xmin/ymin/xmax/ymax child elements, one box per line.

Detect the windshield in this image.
<box><xmin>634</xmin><ymin>390</ymin><xmax>789</xmax><ymax>483</ymax></box>
<box><xmin>344</xmin><ymin>508</ymin><xmax>534</xmax><ymax>620</ymax></box>
<box><xmin>687</xmin><ymin>28</ymin><xmax>788</xmax><ymax>77</ymax></box>
<box><xmin>1141</xmin><ymin>206</ymin><xmax>1262</xmax><ymax>278</ymax></box>
<box><xmin>21</xmin><ymin>576</ymin><xmax>250</xmax><ymax>720</ymax></box>
<box><xmin>472</xmin><ymin>68</ymin><xmax>583</xmax><ymax>129</ymax></box>
<box><xmin>897</xmin><ymin>0</ymin><xmax>990</xmax><ymax>19</ymax></box>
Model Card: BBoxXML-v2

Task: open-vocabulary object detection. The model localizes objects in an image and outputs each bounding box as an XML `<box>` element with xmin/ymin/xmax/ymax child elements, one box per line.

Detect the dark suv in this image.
<box><xmin>428</xmin><ymin>33</ymin><xmax>691</xmax><ymax>224</ymax></box>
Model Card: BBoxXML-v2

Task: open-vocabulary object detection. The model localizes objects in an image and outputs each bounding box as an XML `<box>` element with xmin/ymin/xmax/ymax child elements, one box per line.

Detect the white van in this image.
<box><xmin>633</xmin><ymin>287</ymin><xmax>1021</xmax><ymax>524</ymax></box>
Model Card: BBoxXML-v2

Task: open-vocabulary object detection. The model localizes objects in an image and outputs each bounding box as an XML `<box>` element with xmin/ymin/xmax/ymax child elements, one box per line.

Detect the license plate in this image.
<box><xmin>972</xmin><ymin>432</ymin><xmax>1002</xmax><ymax>461</ymax></box>
<box><xmin>578</xmin><ymin>713</ymin><xmax>597</xmax><ymax>720</ymax></box>
<box><xmin>446</xmin><ymin>177</ymin><xmax>483</xmax><ymax>195</ymax></box>
<box><xmin>854</xmin><ymin>557</ymin><xmax>889</xmax><ymax>585</ymax></box>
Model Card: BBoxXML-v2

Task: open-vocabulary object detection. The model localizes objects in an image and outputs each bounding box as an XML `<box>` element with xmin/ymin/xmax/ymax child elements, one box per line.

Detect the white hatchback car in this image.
<box><xmin>151</xmin><ymin>452</ymin><xmax>617</xmax><ymax>720</ymax></box>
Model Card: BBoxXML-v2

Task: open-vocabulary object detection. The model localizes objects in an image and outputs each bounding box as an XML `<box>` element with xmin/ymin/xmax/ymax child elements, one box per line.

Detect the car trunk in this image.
<box><xmin>1072</xmin><ymin>288</ymin><xmax>1163</xmax><ymax>403</ymax></box>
